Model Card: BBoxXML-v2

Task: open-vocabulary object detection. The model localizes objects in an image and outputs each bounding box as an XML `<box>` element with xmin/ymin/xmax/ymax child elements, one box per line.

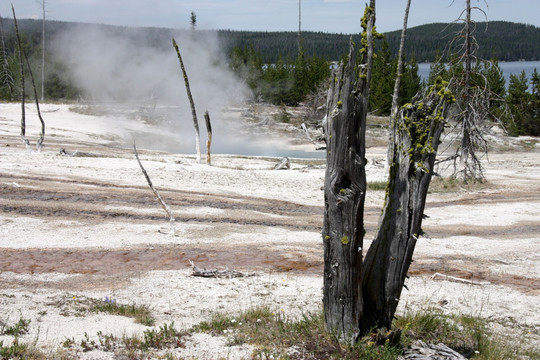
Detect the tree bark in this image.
<box><xmin>172</xmin><ymin>38</ymin><xmax>201</xmax><ymax>164</ymax></box>
<box><xmin>322</xmin><ymin>2</ymin><xmax>375</xmax><ymax>343</ymax></box>
<box><xmin>459</xmin><ymin>0</ymin><xmax>472</xmax><ymax>180</ymax></box>
<box><xmin>361</xmin><ymin>79</ymin><xmax>454</xmax><ymax>331</ymax></box>
<box><xmin>387</xmin><ymin>0</ymin><xmax>412</xmax><ymax>167</ymax></box>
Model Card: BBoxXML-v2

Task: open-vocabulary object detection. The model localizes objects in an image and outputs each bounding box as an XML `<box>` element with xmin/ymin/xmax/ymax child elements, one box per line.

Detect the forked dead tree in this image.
<box><xmin>172</xmin><ymin>38</ymin><xmax>201</xmax><ymax>163</ymax></box>
<box><xmin>323</xmin><ymin>1</ymin><xmax>455</xmax><ymax>343</ymax></box>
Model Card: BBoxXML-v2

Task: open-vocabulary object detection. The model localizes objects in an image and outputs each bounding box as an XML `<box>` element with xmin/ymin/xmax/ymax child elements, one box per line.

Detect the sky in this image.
<box><xmin>1</xmin><ymin>0</ymin><xmax>539</xmax><ymax>34</ymax></box>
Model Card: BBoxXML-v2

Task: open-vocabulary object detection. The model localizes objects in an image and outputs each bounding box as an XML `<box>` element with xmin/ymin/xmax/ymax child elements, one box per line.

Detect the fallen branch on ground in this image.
<box><xmin>431</xmin><ymin>272</ymin><xmax>491</xmax><ymax>285</ymax></box>
<box><xmin>189</xmin><ymin>260</ymin><xmax>255</xmax><ymax>279</ymax></box>
<box><xmin>399</xmin><ymin>340</ymin><xmax>467</xmax><ymax>360</ymax></box>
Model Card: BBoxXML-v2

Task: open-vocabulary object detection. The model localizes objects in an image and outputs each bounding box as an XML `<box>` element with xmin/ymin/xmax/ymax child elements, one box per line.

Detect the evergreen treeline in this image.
<box><xmin>220</xmin><ymin>21</ymin><xmax>540</xmax><ymax>63</ymax></box>
<box><xmin>383</xmin><ymin>21</ymin><xmax>540</xmax><ymax>62</ymax></box>
<box><xmin>2</xmin><ymin>18</ymin><xmax>539</xmax><ymax>64</ymax></box>
<box><xmin>1</xmin><ymin>17</ymin><xmax>539</xmax><ymax>135</ymax></box>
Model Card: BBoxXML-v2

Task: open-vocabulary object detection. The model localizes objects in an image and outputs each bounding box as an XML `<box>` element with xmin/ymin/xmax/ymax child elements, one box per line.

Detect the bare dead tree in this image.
<box><xmin>12</xmin><ymin>5</ymin><xmax>45</xmax><ymax>152</ymax></box>
<box><xmin>23</xmin><ymin>47</ymin><xmax>46</xmax><ymax>152</ymax></box>
<box><xmin>172</xmin><ymin>38</ymin><xmax>202</xmax><ymax>163</ymax></box>
<box><xmin>41</xmin><ymin>0</ymin><xmax>46</xmax><ymax>101</ymax></box>
<box><xmin>323</xmin><ymin>2</ymin><xmax>375</xmax><ymax>343</ymax></box>
<box><xmin>387</xmin><ymin>0</ymin><xmax>412</xmax><ymax>167</ymax></box>
<box><xmin>12</xmin><ymin>5</ymin><xmax>29</xmax><ymax>150</ymax></box>
<box><xmin>361</xmin><ymin>79</ymin><xmax>454</xmax><ymax>332</ymax></box>
<box><xmin>446</xmin><ymin>0</ymin><xmax>490</xmax><ymax>181</ymax></box>
<box><xmin>323</xmin><ymin>1</ymin><xmax>455</xmax><ymax>343</ymax></box>
<box><xmin>204</xmin><ymin>110</ymin><xmax>212</xmax><ymax>165</ymax></box>
<box><xmin>133</xmin><ymin>143</ymin><xmax>176</xmax><ymax>235</ymax></box>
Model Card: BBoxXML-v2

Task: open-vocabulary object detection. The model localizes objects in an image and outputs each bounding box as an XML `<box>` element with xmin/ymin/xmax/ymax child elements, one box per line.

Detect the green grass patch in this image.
<box><xmin>367</xmin><ymin>181</ymin><xmax>388</xmax><ymax>191</ymax></box>
<box><xmin>1</xmin><ymin>317</ymin><xmax>31</xmax><ymax>336</ymax></box>
<box><xmin>89</xmin><ymin>296</ymin><xmax>154</xmax><ymax>326</ymax></box>
<box><xmin>192</xmin><ymin>306</ymin><xmax>538</xmax><ymax>360</ymax></box>
<box><xmin>193</xmin><ymin>307</ymin><xmax>402</xmax><ymax>359</ymax></box>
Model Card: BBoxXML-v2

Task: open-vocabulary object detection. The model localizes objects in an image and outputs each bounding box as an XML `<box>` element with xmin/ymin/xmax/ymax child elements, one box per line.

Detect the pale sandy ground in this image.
<box><xmin>0</xmin><ymin>103</ymin><xmax>539</xmax><ymax>359</ymax></box>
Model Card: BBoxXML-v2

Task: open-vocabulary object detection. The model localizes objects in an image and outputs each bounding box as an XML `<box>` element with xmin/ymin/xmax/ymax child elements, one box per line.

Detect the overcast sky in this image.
<box><xmin>2</xmin><ymin>0</ymin><xmax>539</xmax><ymax>34</ymax></box>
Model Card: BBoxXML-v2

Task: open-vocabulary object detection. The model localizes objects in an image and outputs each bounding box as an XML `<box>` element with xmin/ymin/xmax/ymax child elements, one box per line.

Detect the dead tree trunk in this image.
<box><xmin>134</xmin><ymin>143</ymin><xmax>176</xmax><ymax>235</ymax></box>
<box><xmin>204</xmin><ymin>110</ymin><xmax>212</xmax><ymax>165</ymax></box>
<box><xmin>322</xmin><ymin>2</ymin><xmax>375</xmax><ymax>343</ymax></box>
<box><xmin>172</xmin><ymin>38</ymin><xmax>201</xmax><ymax>163</ymax></box>
<box><xmin>24</xmin><ymin>46</ymin><xmax>45</xmax><ymax>152</ymax></box>
<box><xmin>459</xmin><ymin>0</ymin><xmax>473</xmax><ymax>180</ymax></box>
<box><xmin>323</xmin><ymin>1</ymin><xmax>455</xmax><ymax>341</ymax></box>
<box><xmin>13</xmin><ymin>6</ymin><xmax>45</xmax><ymax>152</ymax></box>
<box><xmin>387</xmin><ymin>0</ymin><xmax>412</xmax><ymax>167</ymax></box>
<box><xmin>12</xmin><ymin>5</ymin><xmax>29</xmax><ymax>150</ymax></box>
<box><xmin>361</xmin><ymin>79</ymin><xmax>454</xmax><ymax>331</ymax></box>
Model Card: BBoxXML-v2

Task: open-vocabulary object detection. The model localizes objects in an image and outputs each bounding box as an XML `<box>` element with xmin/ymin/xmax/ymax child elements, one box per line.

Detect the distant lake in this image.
<box><xmin>418</xmin><ymin>61</ymin><xmax>540</xmax><ymax>87</ymax></box>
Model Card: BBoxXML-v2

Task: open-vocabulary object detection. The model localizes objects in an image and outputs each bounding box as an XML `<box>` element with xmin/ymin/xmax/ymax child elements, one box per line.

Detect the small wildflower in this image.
<box><xmin>239</xmin><ymin>322</ymin><xmax>242</xmax><ymax>326</ymax></box>
<box><xmin>256</xmin><ymin>319</ymin><xmax>262</xmax><ymax>323</ymax></box>
<box><xmin>230</xmin><ymin>319</ymin><xmax>237</xmax><ymax>324</ymax></box>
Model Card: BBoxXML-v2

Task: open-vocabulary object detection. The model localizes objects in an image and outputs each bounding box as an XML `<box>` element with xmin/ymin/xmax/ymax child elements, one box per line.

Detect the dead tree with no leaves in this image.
<box><xmin>323</xmin><ymin>1</ymin><xmax>455</xmax><ymax>343</ymax></box>
<box><xmin>204</xmin><ymin>110</ymin><xmax>212</xmax><ymax>165</ymax></box>
<box><xmin>12</xmin><ymin>5</ymin><xmax>45</xmax><ymax>152</ymax></box>
<box><xmin>134</xmin><ymin>143</ymin><xmax>176</xmax><ymax>235</ymax></box>
<box><xmin>322</xmin><ymin>3</ymin><xmax>375</xmax><ymax>343</ymax></box>
<box><xmin>172</xmin><ymin>38</ymin><xmax>201</xmax><ymax>163</ymax></box>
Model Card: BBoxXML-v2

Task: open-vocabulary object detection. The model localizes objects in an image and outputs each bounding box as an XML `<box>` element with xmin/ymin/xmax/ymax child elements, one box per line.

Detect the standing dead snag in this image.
<box><xmin>12</xmin><ymin>5</ymin><xmax>28</xmax><ymax>150</ymax></box>
<box><xmin>12</xmin><ymin>5</ymin><xmax>45</xmax><ymax>152</ymax></box>
<box><xmin>133</xmin><ymin>144</ymin><xmax>176</xmax><ymax>235</ymax></box>
<box><xmin>172</xmin><ymin>38</ymin><xmax>201</xmax><ymax>164</ymax></box>
<box><xmin>322</xmin><ymin>2</ymin><xmax>375</xmax><ymax>342</ymax></box>
<box><xmin>204</xmin><ymin>110</ymin><xmax>212</xmax><ymax>165</ymax></box>
<box><xmin>323</xmin><ymin>1</ymin><xmax>455</xmax><ymax>343</ymax></box>
<box><xmin>361</xmin><ymin>78</ymin><xmax>455</xmax><ymax>332</ymax></box>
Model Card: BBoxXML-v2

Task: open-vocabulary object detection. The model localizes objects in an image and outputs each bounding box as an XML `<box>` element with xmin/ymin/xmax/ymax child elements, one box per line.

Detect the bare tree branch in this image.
<box><xmin>133</xmin><ymin>143</ymin><xmax>176</xmax><ymax>235</ymax></box>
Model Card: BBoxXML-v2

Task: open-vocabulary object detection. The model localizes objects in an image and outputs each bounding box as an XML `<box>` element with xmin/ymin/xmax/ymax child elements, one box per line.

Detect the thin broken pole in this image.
<box><xmin>133</xmin><ymin>143</ymin><xmax>176</xmax><ymax>235</ymax></box>
<box><xmin>172</xmin><ymin>38</ymin><xmax>201</xmax><ymax>164</ymax></box>
<box><xmin>204</xmin><ymin>110</ymin><xmax>212</xmax><ymax>165</ymax></box>
<box><xmin>12</xmin><ymin>5</ymin><xmax>29</xmax><ymax>149</ymax></box>
<box><xmin>23</xmin><ymin>44</ymin><xmax>45</xmax><ymax>152</ymax></box>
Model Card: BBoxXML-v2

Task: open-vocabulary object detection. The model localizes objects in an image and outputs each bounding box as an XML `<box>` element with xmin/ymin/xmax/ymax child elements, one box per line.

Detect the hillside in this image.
<box><xmin>1</xmin><ymin>18</ymin><xmax>539</xmax><ymax>63</ymax></box>
<box><xmin>383</xmin><ymin>21</ymin><xmax>540</xmax><ymax>62</ymax></box>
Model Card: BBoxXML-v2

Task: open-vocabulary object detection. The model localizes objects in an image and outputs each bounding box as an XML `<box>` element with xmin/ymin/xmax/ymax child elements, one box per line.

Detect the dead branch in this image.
<box><xmin>431</xmin><ymin>272</ymin><xmax>491</xmax><ymax>286</ymax></box>
<box><xmin>189</xmin><ymin>260</ymin><xmax>255</xmax><ymax>279</ymax></box>
<box><xmin>133</xmin><ymin>143</ymin><xmax>176</xmax><ymax>235</ymax></box>
<box><xmin>399</xmin><ymin>340</ymin><xmax>467</xmax><ymax>360</ymax></box>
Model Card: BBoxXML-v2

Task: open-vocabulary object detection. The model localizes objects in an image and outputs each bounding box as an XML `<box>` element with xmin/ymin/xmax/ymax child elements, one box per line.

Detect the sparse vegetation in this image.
<box><xmin>89</xmin><ymin>296</ymin><xmax>155</xmax><ymax>326</ymax></box>
<box><xmin>428</xmin><ymin>176</ymin><xmax>493</xmax><ymax>193</ymax></box>
<box><xmin>1</xmin><ymin>305</ymin><xmax>538</xmax><ymax>359</ymax></box>
<box><xmin>191</xmin><ymin>306</ymin><xmax>538</xmax><ymax>359</ymax></box>
<box><xmin>1</xmin><ymin>317</ymin><xmax>30</xmax><ymax>336</ymax></box>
